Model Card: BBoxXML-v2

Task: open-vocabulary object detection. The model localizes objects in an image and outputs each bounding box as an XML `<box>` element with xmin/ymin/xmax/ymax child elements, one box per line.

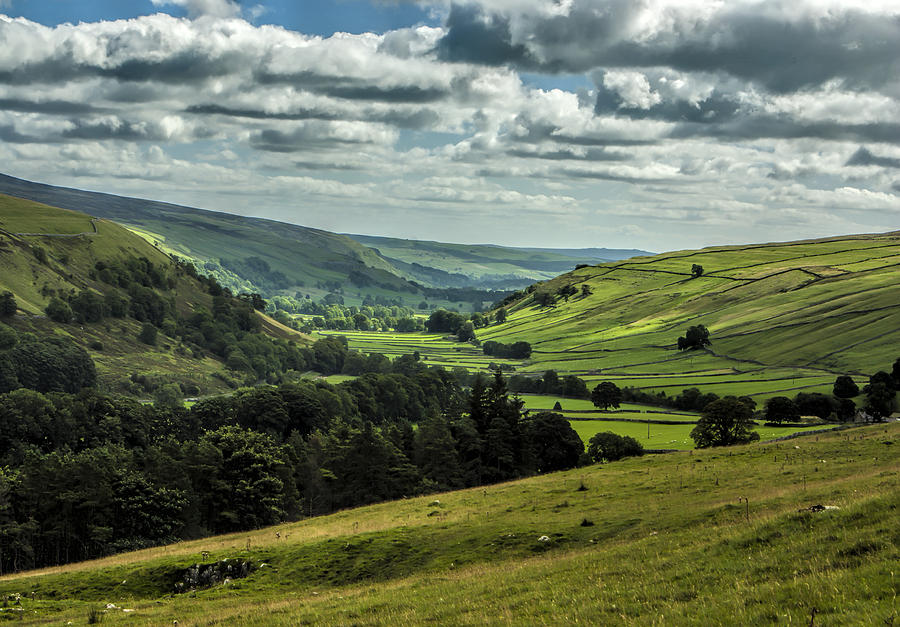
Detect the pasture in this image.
<box><xmin>478</xmin><ymin>233</ymin><xmax>899</xmax><ymax>404</ymax></box>
<box><xmin>0</xmin><ymin>422</ymin><xmax>895</xmax><ymax>625</ymax></box>
<box><xmin>316</xmin><ymin>330</ymin><xmax>523</xmax><ymax>372</ymax></box>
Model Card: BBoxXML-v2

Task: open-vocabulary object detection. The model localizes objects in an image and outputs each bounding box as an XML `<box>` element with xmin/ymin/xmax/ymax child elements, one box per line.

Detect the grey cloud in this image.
<box><xmin>61</xmin><ymin>120</ymin><xmax>158</xmax><ymax>141</ymax></box>
<box><xmin>670</xmin><ymin>117</ymin><xmax>900</xmax><ymax>144</ymax></box>
<box><xmin>558</xmin><ymin>168</ymin><xmax>672</xmax><ymax>185</ymax></box>
<box><xmin>188</xmin><ymin>103</ymin><xmax>439</xmax><ymax>130</ymax></box>
<box><xmin>294</xmin><ymin>160</ymin><xmax>361</xmax><ymax>171</ymax></box>
<box><xmin>846</xmin><ymin>147</ymin><xmax>900</xmax><ymax>169</ymax></box>
<box><xmin>436</xmin><ymin>2</ymin><xmax>900</xmax><ymax>94</ymax></box>
<box><xmin>187</xmin><ymin>103</ymin><xmax>341</xmax><ymax>122</ymax></box>
<box><xmin>0</xmin><ymin>98</ymin><xmax>108</xmax><ymax>115</ymax></box>
<box><xmin>0</xmin><ymin>51</ymin><xmax>244</xmax><ymax>86</ymax></box>
<box><xmin>510</xmin><ymin>117</ymin><xmax>658</xmax><ymax>147</ymax></box>
<box><xmin>505</xmin><ymin>147</ymin><xmax>630</xmax><ymax>162</ymax></box>
<box><xmin>0</xmin><ymin>124</ymin><xmax>42</xmax><ymax>143</ymax></box>
<box><xmin>594</xmin><ymin>82</ymin><xmax>740</xmax><ymax>125</ymax></box>
<box><xmin>256</xmin><ymin>70</ymin><xmax>449</xmax><ymax>104</ymax></box>
<box><xmin>250</xmin><ymin>127</ymin><xmax>377</xmax><ymax>153</ymax></box>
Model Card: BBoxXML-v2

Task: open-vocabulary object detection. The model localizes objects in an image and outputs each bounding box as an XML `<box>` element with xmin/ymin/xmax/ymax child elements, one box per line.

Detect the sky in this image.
<box><xmin>0</xmin><ymin>0</ymin><xmax>899</xmax><ymax>251</ymax></box>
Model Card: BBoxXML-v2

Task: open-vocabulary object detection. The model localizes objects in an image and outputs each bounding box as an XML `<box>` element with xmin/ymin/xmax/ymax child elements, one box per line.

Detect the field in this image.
<box><xmin>315</xmin><ymin>330</ymin><xmax>523</xmax><ymax>372</ymax></box>
<box><xmin>517</xmin><ymin>394</ymin><xmax>834</xmax><ymax>450</ymax></box>
<box><xmin>478</xmin><ymin>233</ymin><xmax>900</xmax><ymax>404</ymax></box>
<box><xmin>0</xmin><ymin>422</ymin><xmax>896</xmax><ymax>625</ymax></box>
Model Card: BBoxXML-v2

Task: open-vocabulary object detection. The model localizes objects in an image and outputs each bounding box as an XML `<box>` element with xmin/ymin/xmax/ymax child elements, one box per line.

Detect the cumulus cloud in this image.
<box><xmin>0</xmin><ymin>4</ymin><xmax>898</xmax><ymax>249</ymax></box>
<box><xmin>436</xmin><ymin>0</ymin><xmax>900</xmax><ymax>93</ymax></box>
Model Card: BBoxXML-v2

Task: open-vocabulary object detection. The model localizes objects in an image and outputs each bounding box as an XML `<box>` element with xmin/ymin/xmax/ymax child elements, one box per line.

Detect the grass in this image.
<box><xmin>478</xmin><ymin>232</ymin><xmax>900</xmax><ymax>403</ymax></box>
<box><xmin>0</xmin><ymin>195</ymin><xmax>294</xmax><ymax>397</ymax></box>
<box><xmin>316</xmin><ymin>330</ymin><xmax>523</xmax><ymax>372</ymax></box>
<box><xmin>0</xmin><ymin>422</ymin><xmax>896</xmax><ymax>625</ymax></box>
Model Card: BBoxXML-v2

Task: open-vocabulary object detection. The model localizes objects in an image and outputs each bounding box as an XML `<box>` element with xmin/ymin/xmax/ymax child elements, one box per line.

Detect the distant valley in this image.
<box><xmin>0</xmin><ymin>173</ymin><xmax>651</xmax><ymax>310</ymax></box>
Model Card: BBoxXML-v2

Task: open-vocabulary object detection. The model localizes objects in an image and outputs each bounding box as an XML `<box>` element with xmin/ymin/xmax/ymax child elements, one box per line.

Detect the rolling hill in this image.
<box><xmin>347</xmin><ymin>233</ymin><xmax>648</xmax><ymax>288</ymax></box>
<box><xmin>0</xmin><ymin>173</ymin><xmax>648</xmax><ymax>308</ymax></box>
<box><xmin>477</xmin><ymin>232</ymin><xmax>900</xmax><ymax>403</ymax></box>
<box><xmin>0</xmin><ymin>422</ymin><xmax>895</xmax><ymax>625</ymax></box>
<box><xmin>0</xmin><ymin>193</ymin><xmax>309</xmax><ymax>397</ymax></box>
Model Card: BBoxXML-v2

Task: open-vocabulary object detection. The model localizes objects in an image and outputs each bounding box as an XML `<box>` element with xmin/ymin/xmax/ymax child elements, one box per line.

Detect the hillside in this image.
<box><xmin>0</xmin><ymin>423</ymin><xmax>896</xmax><ymax>624</ymax></box>
<box><xmin>0</xmin><ymin>194</ymin><xmax>309</xmax><ymax>396</ymax></box>
<box><xmin>0</xmin><ymin>174</ymin><xmax>645</xmax><ymax>309</ymax></box>
<box><xmin>347</xmin><ymin>233</ymin><xmax>649</xmax><ymax>288</ymax></box>
<box><xmin>478</xmin><ymin>232</ymin><xmax>900</xmax><ymax>403</ymax></box>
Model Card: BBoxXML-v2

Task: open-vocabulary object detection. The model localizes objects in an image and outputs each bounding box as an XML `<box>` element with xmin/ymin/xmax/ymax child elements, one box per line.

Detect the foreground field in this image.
<box><xmin>1</xmin><ymin>422</ymin><xmax>896</xmax><ymax>625</ymax></box>
<box><xmin>480</xmin><ymin>232</ymin><xmax>900</xmax><ymax>403</ymax></box>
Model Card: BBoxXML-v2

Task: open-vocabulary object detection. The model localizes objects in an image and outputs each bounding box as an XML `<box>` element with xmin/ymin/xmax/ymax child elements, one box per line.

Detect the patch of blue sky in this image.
<box><xmin>519</xmin><ymin>72</ymin><xmax>593</xmax><ymax>94</ymax></box>
<box><xmin>396</xmin><ymin>129</ymin><xmax>464</xmax><ymax>152</ymax></box>
<box><xmin>3</xmin><ymin>0</ymin><xmax>437</xmax><ymax>35</ymax></box>
<box><xmin>258</xmin><ymin>0</ymin><xmax>437</xmax><ymax>36</ymax></box>
<box><xmin>2</xmin><ymin>1</ymin><xmax>162</xmax><ymax>25</ymax></box>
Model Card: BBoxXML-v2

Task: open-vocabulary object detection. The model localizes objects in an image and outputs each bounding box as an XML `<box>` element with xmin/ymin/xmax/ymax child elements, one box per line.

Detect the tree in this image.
<box><xmin>414</xmin><ymin>413</ymin><xmax>462</xmax><ymax>490</ymax></box>
<box><xmin>534</xmin><ymin>291</ymin><xmax>556</xmax><ymax>307</ymax></box>
<box><xmin>556</xmin><ymin>285</ymin><xmax>578</xmax><ymax>302</ymax></box>
<box><xmin>153</xmin><ymin>383</ymin><xmax>183</xmax><ymax>410</ymax></box>
<box><xmin>587</xmin><ymin>432</ymin><xmax>643</xmax><ymax>463</ymax></box>
<box><xmin>833</xmin><ymin>375</ymin><xmax>860</xmax><ymax>399</ymax></box>
<box><xmin>678</xmin><ymin>325</ymin><xmax>711</xmax><ymax>351</ymax></box>
<box><xmin>580</xmin><ymin>284</ymin><xmax>593</xmax><ymax>298</ymax></box>
<box><xmin>691</xmin><ymin>264</ymin><xmax>704</xmax><ymax>278</ymax></box>
<box><xmin>138</xmin><ymin>322</ymin><xmax>157</xmax><ymax>346</ymax></box>
<box><xmin>495</xmin><ymin>308</ymin><xmax>507</xmax><ymax>324</ymax></box>
<box><xmin>690</xmin><ymin>397</ymin><xmax>759</xmax><ymax>448</ymax></box>
<box><xmin>764</xmin><ymin>396</ymin><xmax>799</xmax><ymax>424</ymax></box>
<box><xmin>522</xmin><ymin>412</ymin><xmax>584</xmax><ymax>473</ymax></box>
<box><xmin>864</xmin><ymin>382</ymin><xmax>896</xmax><ymax>421</ymax></box>
<box><xmin>893</xmin><ymin>358</ymin><xmax>900</xmax><ymax>388</ymax></box>
<box><xmin>0</xmin><ymin>292</ymin><xmax>16</xmax><ymax>317</ymax></box>
<box><xmin>457</xmin><ymin>321</ymin><xmax>476</xmax><ymax>342</ymax></box>
<box><xmin>45</xmin><ymin>298</ymin><xmax>73</xmax><ymax>323</ymax></box>
<box><xmin>0</xmin><ymin>323</ymin><xmax>17</xmax><ymax>351</ymax></box>
<box><xmin>591</xmin><ymin>381</ymin><xmax>622</xmax><ymax>411</ymax></box>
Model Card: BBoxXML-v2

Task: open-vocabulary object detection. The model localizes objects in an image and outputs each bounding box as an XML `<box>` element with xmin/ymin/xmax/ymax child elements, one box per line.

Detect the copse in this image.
<box><xmin>764</xmin><ymin>396</ymin><xmax>799</xmax><ymax>424</ymax></box>
<box><xmin>587</xmin><ymin>431</ymin><xmax>643</xmax><ymax>463</ymax></box>
<box><xmin>482</xmin><ymin>340</ymin><xmax>532</xmax><ymax>359</ymax></box>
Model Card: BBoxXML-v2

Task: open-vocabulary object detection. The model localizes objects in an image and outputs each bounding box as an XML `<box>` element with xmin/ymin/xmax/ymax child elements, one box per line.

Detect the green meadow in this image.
<box><xmin>0</xmin><ymin>422</ymin><xmax>896</xmax><ymax>625</ymax></box>
<box><xmin>478</xmin><ymin>233</ymin><xmax>900</xmax><ymax>403</ymax></box>
<box><xmin>315</xmin><ymin>329</ymin><xmax>523</xmax><ymax>372</ymax></box>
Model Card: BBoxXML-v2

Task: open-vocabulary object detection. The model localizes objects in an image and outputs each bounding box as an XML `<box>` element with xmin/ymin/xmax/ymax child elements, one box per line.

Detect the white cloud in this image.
<box><xmin>0</xmin><ymin>6</ymin><xmax>898</xmax><ymax>250</ymax></box>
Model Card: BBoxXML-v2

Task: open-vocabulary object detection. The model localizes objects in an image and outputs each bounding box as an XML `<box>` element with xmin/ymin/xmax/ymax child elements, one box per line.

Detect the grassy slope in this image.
<box><xmin>0</xmin><ymin>173</ymin><xmax>646</xmax><ymax>306</ymax></box>
<box><xmin>0</xmin><ymin>423</ymin><xmax>896</xmax><ymax>625</ymax></box>
<box><xmin>478</xmin><ymin>232</ymin><xmax>900</xmax><ymax>402</ymax></box>
<box><xmin>0</xmin><ymin>194</ymin><xmax>306</xmax><ymax>395</ymax></box>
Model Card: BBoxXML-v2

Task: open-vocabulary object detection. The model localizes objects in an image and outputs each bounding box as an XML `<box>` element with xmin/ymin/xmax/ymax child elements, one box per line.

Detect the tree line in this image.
<box><xmin>0</xmin><ymin>355</ymin><xmax>594</xmax><ymax>574</ymax></box>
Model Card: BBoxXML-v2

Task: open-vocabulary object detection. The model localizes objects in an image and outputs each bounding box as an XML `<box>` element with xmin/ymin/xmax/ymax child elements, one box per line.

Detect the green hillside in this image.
<box><xmin>0</xmin><ymin>173</ymin><xmax>648</xmax><ymax>309</ymax></box>
<box><xmin>478</xmin><ymin>232</ymin><xmax>900</xmax><ymax>403</ymax></box>
<box><xmin>0</xmin><ymin>194</ymin><xmax>309</xmax><ymax>396</ymax></box>
<box><xmin>0</xmin><ymin>422</ymin><xmax>896</xmax><ymax>625</ymax></box>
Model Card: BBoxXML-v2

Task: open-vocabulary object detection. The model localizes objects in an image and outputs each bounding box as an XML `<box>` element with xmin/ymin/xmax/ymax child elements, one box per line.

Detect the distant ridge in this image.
<box><xmin>0</xmin><ymin>173</ymin><xmax>651</xmax><ymax>300</ymax></box>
